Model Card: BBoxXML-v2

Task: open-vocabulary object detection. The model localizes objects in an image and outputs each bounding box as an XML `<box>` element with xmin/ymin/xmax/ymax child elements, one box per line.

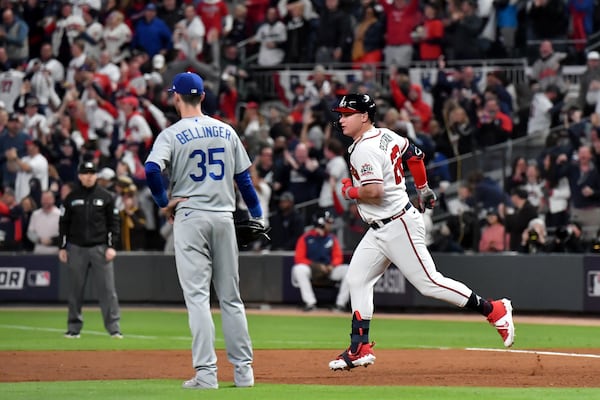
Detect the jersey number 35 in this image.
<box><xmin>189</xmin><ymin>147</ymin><xmax>225</xmax><ymax>181</ymax></box>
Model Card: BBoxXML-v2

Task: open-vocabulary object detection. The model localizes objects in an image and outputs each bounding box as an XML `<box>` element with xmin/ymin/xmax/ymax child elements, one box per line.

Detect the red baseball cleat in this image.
<box><xmin>487</xmin><ymin>298</ymin><xmax>515</xmax><ymax>347</ymax></box>
<box><xmin>329</xmin><ymin>342</ymin><xmax>376</xmax><ymax>371</ymax></box>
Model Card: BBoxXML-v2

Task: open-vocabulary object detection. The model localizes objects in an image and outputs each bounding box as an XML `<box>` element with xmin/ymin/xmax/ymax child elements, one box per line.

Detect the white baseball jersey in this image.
<box><xmin>348</xmin><ymin>127</ymin><xmax>411</xmax><ymax>224</ymax></box>
<box><xmin>14</xmin><ymin>153</ymin><xmax>49</xmax><ymax>202</ymax></box>
<box><xmin>146</xmin><ymin>115</ymin><xmax>251</xmax><ymax>212</ymax></box>
<box><xmin>0</xmin><ymin>70</ymin><xmax>24</xmax><ymax>113</ymax></box>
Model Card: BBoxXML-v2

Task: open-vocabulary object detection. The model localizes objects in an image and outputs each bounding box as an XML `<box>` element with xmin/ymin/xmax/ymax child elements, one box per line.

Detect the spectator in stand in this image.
<box><xmin>529</xmin><ymin>40</ymin><xmax>568</xmax><ymax>93</ymax></box>
<box><xmin>496</xmin><ymin>0</ymin><xmax>519</xmax><ymax>57</ymax></box>
<box><xmin>504</xmin><ymin>156</ymin><xmax>527</xmax><ymax>193</ymax></box>
<box><xmin>284</xmin><ymin>0</ymin><xmax>311</xmax><ymax>64</ymax></box>
<box><xmin>479</xmin><ymin>207</ymin><xmax>506</xmax><ymax>252</ymax></box>
<box><xmin>65</xmin><ymin>41</ymin><xmax>87</xmax><ymax>86</ymax></box>
<box><xmin>412</xmin><ymin>1</ymin><xmax>444</xmax><ymax>61</ymax></box>
<box><xmin>27</xmin><ymin>42</ymin><xmax>65</xmax><ymax>87</ymax></box>
<box><xmin>227</xmin><ymin>4</ymin><xmax>253</xmax><ymax>45</ymax></box>
<box><xmin>351</xmin><ymin>1</ymin><xmax>384</xmax><ymax>67</ymax></box>
<box><xmin>158</xmin><ymin>0</ymin><xmax>184</xmax><ymax>33</ymax></box>
<box><xmin>102</xmin><ymin>10</ymin><xmax>132</xmax><ymax>64</ymax></box>
<box><xmin>527</xmin><ymin>84</ymin><xmax>562</xmax><ymax>144</ymax></box>
<box><xmin>518</xmin><ymin>217</ymin><xmax>547</xmax><ymax>253</ymax></box>
<box><xmin>196</xmin><ymin>0</ymin><xmax>232</xmax><ymax>43</ymax></box>
<box><xmin>475</xmin><ymin>96</ymin><xmax>512</xmax><ymax>147</ymax></box>
<box><xmin>0</xmin><ymin>113</ymin><xmax>29</xmax><ymax>189</ymax></box>
<box><xmin>304</xmin><ymin>65</ymin><xmax>332</xmax><ymax>107</ymax></box>
<box><xmin>546</xmin><ymin>220</ymin><xmax>586</xmax><ymax>253</ymax></box>
<box><xmin>173</xmin><ymin>4</ymin><xmax>206</xmax><ymax>62</ymax></box>
<box><xmin>314</xmin><ymin>0</ymin><xmax>353</xmax><ymax>63</ymax></box>
<box><xmin>7</xmin><ymin>139</ymin><xmax>49</xmax><ymax>203</ymax></box>
<box><xmin>299</xmin><ymin>107</ymin><xmax>325</xmax><ymax>151</ymax></box>
<box><xmin>282</xmin><ymin>142</ymin><xmax>323</xmax><ymax>206</ymax></box>
<box><xmin>500</xmin><ymin>187</ymin><xmax>540</xmax><ymax>251</ymax></box>
<box><xmin>118</xmin><ymin>95</ymin><xmax>152</xmax><ymax>148</ymax></box>
<box><xmin>557</xmin><ymin>145</ymin><xmax>600</xmax><ymax>240</ymax></box>
<box><xmin>484</xmin><ymin>71</ymin><xmax>513</xmax><ymax>117</ymax></box>
<box><xmin>578</xmin><ymin>51</ymin><xmax>600</xmax><ymax>115</ymax></box>
<box><xmin>22</xmin><ymin>98</ymin><xmax>50</xmax><ymax>142</ymax></box>
<box><xmin>0</xmin><ymin>187</ymin><xmax>23</xmax><ymax>251</ymax></box>
<box><xmin>268</xmin><ymin>191</ymin><xmax>304</xmax><ymax>250</ymax></box>
<box><xmin>75</xmin><ymin>5</ymin><xmax>103</xmax><ymax>62</ymax></box>
<box><xmin>27</xmin><ymin>190</ymin><xmax>60</xmax><ymax>254</ymax></box>
<box><xmin>523</xmin><ymin>162</ymin><xmax>544</xmax><ymax>211</ymax></box>
<box><xmin>98</xmin><ymin>50</ymin><xmax>121</xmax><ymax>87</ymax></box>
<box><xmin>350</xmin><ymin>63</ymin><xmax>385</xmax><ymax>99</ymax></box>
<box><xmin>318</xmin><ymin>138</ymin><xmax>348</xmax><ymax>215</ymax></box>
<box><xmin>526</xmin><ymin>0</ymin><xmax>568</xmax><ymax>56</ymax></box>
<box><xmin>252</xmin><ymin>6</ymin><xmax>287</xmax><ymax>67</ymax></box>
<box><xmin>291</xmin><ymin>211</ymin><xmax>349</xmax><ymax>312</ymax></box>
<box><xmin>379</xmin><ymin>0</ymin><xmax>420</xmax><ymax>67</ymax></box>
<box><xmin>22</xmin><ymin>0</ymin><xmax>45</xmax><ymax>59</ymax></box>
<box><xmin>131</xmin><ymin>3</ymin><xmax>172</xmax><ymax>58</ymax></box>
<box><xmin>389</xmin><ymin>67</ymin><xmax>432</xmax><ymax>132</ymax></box>
<box><xmin>568</xmin><ymin>0</ymin><xmax>594</xmax><ymax>55</ymax></box>
<box><xmin>118</xmin><ymin>184</ymin><xmax>146</xmax><ymax>251</ymax></box>
<box><xmin>51</xmin><ymin>2</ymin><xmax>86</xmax><ymax>68</ymax></box>
<box><xmin>246</xmin><ymin>0</ymin><xmax>270</xmax><ymax>32</ymax></box>
<box><xmin>443</xmin><ymin>0</ymin><xmax>483</xmax><ymax>61</ymax></box>
<box><xmin>465</xmin><ymin>170</ymin><xmax>511</xmax><ymax>216</ymax></box>
<box><xmin>1</xmin><ymin>8</ymin><xmax>29</xmax><ymax>66</ymax></box>
<box><xmin>541</xmin><ymin>152</ymin><xmax>571</xmax><ymax>229</ymax></box>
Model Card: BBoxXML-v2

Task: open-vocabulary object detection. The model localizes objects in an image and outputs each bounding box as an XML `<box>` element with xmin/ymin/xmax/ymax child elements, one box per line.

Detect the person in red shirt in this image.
<box><xmin>196</xmin><ymin>0</ymin><xmax>232</xmax><ymax>42</ymax></box>
<box><xmin>389</xmin><ymin>69</ymin><xmax>433</xmax><ymax>132</ymax></box>
<box><xmin>414</xmin><ymin>2</ymin><xmax>444</xmax><ymax>61</ymax></box>
<box><xmin>379</xmin><ymin>0</ymin><xmax>421</xmax><ymax>68</ymax></box>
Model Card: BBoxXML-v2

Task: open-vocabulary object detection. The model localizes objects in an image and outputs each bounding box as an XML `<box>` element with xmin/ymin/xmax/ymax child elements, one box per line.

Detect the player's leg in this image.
<box><xmin>329</xmin><ymin>230</ymin><xmax>390</xmax><ymax>370</ymax></box>
<box><xmin>210</xmin><ymin>212</ymin><xmax>254</xmax><ymax>387</ymax></box>
<box><xmin>291</xmin><ymin>263</ymin><xmax>317</xmax><ymax>310</ymax></box>
<box><xmin>65</xmin><ymin>244</ymin><xmax>91</xmax><ymax>335</ymax></box>
<box><xmin>90</xmin><ymin>244</ymin><xmax>121</xmax><ymax>335</ymax></box>
<box><xmin>380</xmin><ymin>208</ymin><xmax>514</xmax><ymax>346</ymax></box>
<box><xmin>174</xmin><ymin>215</ymin><xmax>219</xmax><ymax>389</ymax></box>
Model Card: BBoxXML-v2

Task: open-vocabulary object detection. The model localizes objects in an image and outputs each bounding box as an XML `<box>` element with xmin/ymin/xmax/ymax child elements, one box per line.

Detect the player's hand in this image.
<box><xmin>341</xmin><ymin>178</ymin><xmax>358</xmax><ymax>200</ymax></box>
<box><xmin>164</xmin><ymin>197</ymin><xmax>189</xmax><ymax>224</ymax></box>
<box><xmin>58</xmin><ymin>249</ymin><xmax>68</xmax><ymax>263</ymax></box>
<box><xmin>417</xmin><ymin>185</ymin><xmax>437</xmax><ymax>213</ymax></box>
<box><xmin>105</xmin><ymin>247</ymin><xmax>117</xmax><ymax>262</ymax></box>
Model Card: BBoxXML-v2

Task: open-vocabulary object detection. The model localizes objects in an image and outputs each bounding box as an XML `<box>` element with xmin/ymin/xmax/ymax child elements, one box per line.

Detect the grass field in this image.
<box><xmin>2</xmin><ymin>307</ymin><xmax>600</xmax><ymax>400</ymax></box>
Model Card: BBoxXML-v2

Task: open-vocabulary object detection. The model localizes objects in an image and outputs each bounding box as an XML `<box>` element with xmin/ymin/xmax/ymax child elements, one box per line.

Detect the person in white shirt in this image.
<box><xmin>27</xmin><ymin>43</ymin><xmax>65</xmax><ymax>84</ymax></box>
<box><xmin>22</xmin><ymin>97</ymin><xmax>50</xmax><ymax>140</ymax></box>
<box><xmin>66</xmin><ymin>41</ymin><xmax>87</xmax><ymax>86</ymax></box>
<box><xmin>97</xmin><ymin>50</ymin><xmax>121</xmax><ymax>86</ymax></box>
<box><xmin>173</xmin><ymin>4</ymin><xmax>206</xmax><ymax>60</ymax></box>
<box><xmin>6</xmin><ymin>139</ymin><xmax>49</xmax><ymax>202</ymax></box>
<box><xmin>102</xmin><ymin>10</ymin><xmax>132</xmax><ymax>63</ymax></box>
<box><xmin>527</xmin><ymin>84</ymin><xmax>559</xmax><ymax>145</ymax></box>
<box><xmin>253</xmin><ymin>7</ymin><xmax>287</xmax><ymax>66</ymax></box>
<box><xmin>51</xmin><ymin>2</ymin><xmax>85</xmax><ymax>63</ymax></box>
<box><xmin>27</xmin><ymin>190</ymin><xmax>61</xmax><ymax>254</ymax></box>
<box><xmin>75</xmin><ymin>6</ymin><xmax>104</xmax><ymax>62</ymax></box>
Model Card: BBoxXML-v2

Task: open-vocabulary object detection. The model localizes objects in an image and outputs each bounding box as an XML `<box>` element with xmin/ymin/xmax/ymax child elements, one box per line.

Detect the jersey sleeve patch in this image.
<box><xmin>360</xmin><ymin>162</ymin><xmax>374</xmax><ymax>177</ymax></box>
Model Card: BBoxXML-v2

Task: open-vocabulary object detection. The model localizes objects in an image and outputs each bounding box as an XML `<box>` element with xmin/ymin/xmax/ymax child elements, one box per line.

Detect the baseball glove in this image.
<box><xmin>310</xmin><ymin>263</ymin><xmax>332</xmax><ymax>282</ymax></box>
<box><xmin>235</xmin><ymin>219</ymin><xmax>271</xmax><ymax>247</ymax></box>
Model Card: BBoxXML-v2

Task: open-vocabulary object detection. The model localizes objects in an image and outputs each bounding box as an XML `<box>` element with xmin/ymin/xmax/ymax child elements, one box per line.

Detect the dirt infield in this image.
<box><xmin>3</xmin><ymin>347</ymin><xmax>600</xmax><ymax>387</ymax></box>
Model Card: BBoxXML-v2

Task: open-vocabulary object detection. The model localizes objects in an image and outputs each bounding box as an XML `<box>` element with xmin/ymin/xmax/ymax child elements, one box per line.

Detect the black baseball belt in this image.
<box><xmin>369</xmin><ymin>202</ymin><xmax>412</xmax><ymax>230</ymax></box>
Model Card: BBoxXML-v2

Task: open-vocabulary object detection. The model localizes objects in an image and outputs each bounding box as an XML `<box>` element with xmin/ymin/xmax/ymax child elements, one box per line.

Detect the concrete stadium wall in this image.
<box><xmin>1</xmin><ymin>253</ymin><xmax>600</xmax><ymax>313</ymax></box>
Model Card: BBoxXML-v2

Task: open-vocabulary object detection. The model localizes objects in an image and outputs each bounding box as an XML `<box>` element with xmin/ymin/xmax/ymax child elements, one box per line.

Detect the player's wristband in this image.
<box><xmin>348</xmin><ymin>186</ymin><xmax>359</xmax><ymax>199</ymax></box>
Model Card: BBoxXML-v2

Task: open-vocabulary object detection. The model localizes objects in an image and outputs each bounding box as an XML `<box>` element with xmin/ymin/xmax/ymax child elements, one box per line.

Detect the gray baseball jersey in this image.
<box><xmin>146</xmin><ymin>115</ymin><xmax>251</xmax><ymax>212</ymax></box>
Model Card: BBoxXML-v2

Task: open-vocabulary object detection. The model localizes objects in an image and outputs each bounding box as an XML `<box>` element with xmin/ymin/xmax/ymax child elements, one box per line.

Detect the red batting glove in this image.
<box><xmin>341</xmin><ymin>178</ymin><xmax>359</xmax><ymax>200</ymax></box>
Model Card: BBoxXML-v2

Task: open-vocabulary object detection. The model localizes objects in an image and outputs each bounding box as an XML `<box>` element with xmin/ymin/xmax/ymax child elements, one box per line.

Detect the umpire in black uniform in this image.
<box><xmin>59</xmin><ymin>161</ymin><xmax>122</xmax><ymax>338</ymax></box>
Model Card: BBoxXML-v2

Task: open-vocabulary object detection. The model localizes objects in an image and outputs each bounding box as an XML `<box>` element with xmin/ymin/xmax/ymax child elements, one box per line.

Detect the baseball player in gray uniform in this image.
<box><xmin>327</xmin><ymin>93</ymin><xmax>515</xmax><ymax>371</ymax></box>
<box><xmin>145</xmin><ymin>72</ymin><xmax>263</xmax><ymax>389</ymax></box>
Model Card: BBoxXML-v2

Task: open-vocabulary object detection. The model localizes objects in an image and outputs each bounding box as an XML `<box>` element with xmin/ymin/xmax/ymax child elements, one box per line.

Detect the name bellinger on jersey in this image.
<box><xmin>175</xmin><ymin>125</ymin><xmax>233</xmax><ymax>144</ymax></box>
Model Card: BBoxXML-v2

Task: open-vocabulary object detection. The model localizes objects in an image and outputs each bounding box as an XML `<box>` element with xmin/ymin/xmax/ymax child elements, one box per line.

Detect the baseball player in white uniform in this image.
<box><xmin>145</xmin><ymin>72</ymin><xmax>263</xmax><ymax>389</ymax></box>
<box><xmin>327</xmin><ymin>94</ymin><xmax>515</xmax><ymax>371</ymax></box>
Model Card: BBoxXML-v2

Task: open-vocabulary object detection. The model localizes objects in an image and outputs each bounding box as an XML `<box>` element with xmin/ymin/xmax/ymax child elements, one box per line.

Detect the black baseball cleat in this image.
<box><xmin>64</xmin><ymin>331</ymin><xmax>80</xmax><ymax>339</ymax></box>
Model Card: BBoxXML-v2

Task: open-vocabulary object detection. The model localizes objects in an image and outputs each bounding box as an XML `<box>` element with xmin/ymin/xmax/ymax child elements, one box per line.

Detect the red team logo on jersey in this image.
<box><xmin>350</xmin><ymin>165</ymin><xmax>360</xmax><ymax>181</ymax></box>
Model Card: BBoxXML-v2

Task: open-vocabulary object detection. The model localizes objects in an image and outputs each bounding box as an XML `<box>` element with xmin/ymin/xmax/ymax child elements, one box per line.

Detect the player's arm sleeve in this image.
<box><xmin>234</xmin><ymin>169</ymin><xmax>262</xmax><ymax>218</ymax></box>
<box><xmin>106</xmin><ymin>195</ymin><xmax>120</xmax><ymax>248</ymax></box>
<box><xmin>294</xmin><ymin>234</ymin><xmax>311</xmax><ymax>265</ymax></box>
<box><xmin>145</xmin><ymin>161</ymin><xmax>168</xmax><ymax>208</ymax></box>
<box><xmin>402</xmin><ymin>141</ymin><xmax>429</xmax><ymax>189</ymax></box>
<box><xmin>331</xmin><ymin>237</ymin><xmax>343</xmax><ymax>266</ymax></box>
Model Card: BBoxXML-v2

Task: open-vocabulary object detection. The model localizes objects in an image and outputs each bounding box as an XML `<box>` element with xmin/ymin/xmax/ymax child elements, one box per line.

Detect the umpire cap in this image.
<box><xmin>332</xmin><ymin>93</ymin><xmax>376</xmax><ymax>121</ymax></box>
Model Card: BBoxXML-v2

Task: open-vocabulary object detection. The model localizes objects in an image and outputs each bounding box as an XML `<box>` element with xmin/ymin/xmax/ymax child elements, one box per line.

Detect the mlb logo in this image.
<box><xmin>587</xmin><ymin>271</ymin><xmax>600</xmax><ymax>297</ymax></box>
<box><xmin>28</xmin><ymin>271</ymin><xmax>51</xmax><ymax>287</ymax></box>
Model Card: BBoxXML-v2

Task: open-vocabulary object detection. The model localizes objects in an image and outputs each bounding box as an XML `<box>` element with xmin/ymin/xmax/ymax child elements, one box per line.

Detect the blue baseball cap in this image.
<box><xmin>167</xmin><ymin>72</ymin><xmax>204</xmax><ymax>95</ymax></box>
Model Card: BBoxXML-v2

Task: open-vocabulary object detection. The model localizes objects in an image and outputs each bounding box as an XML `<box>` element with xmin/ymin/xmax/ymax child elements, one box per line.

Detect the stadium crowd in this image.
<box><xmin>0</xmin><ymin>0</ymin><xmax>600</xmax><ymax>255</ymax></box>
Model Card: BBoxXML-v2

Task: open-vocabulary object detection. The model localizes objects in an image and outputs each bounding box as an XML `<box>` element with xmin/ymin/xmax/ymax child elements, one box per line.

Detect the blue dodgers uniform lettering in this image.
<box><xmin>175</xmin><ymin>126</ymin><xmax>232</xmax><ymax>144</ymax></box>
